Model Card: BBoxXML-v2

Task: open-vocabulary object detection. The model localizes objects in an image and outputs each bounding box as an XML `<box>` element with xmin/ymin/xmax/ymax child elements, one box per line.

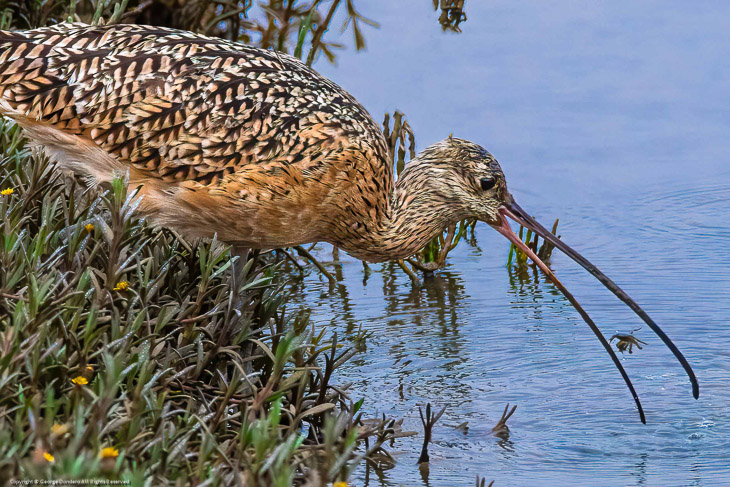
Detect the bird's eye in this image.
<box><xmin>480</xmin><ymin>177</ymin><xmax>496</xmax><ymax>191</ymax></box>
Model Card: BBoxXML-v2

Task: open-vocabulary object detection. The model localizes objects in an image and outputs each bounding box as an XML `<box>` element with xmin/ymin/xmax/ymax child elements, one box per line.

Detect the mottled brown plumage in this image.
<box><xmin>0</xmin><ymin>22</ymin><xmax>506</xmax><ymax>262</ymax></box>
<box><xmin>0</xmin><ymin>23</ymin><xmax>700</xmax><ymax>423</ymax></box>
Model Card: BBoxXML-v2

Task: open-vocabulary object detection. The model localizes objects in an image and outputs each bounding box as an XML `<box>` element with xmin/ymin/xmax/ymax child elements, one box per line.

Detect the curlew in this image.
<box><xmin>0</xmin><ymin>23</ymin><xmax>698</xmax><ymax>422</ymax></box>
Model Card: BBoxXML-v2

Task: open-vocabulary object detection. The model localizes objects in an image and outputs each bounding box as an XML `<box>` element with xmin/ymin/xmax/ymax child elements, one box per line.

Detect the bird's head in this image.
<box><xmin>414</xmin><ymin>137</ymin><xmax>510</xmax><ymax>226</ymax></box>
<box><xmin>417</xmin><ymin>138</ymin><xmax>573</xmax><ymax>287</ymax></box>
<box><xmin>407</xmin><ymin>136</ymin><xmax>699</xmax><ymax>423</ymax></box>
<box><xmin>414</xmin><ymin>138</ymin><xmax>574</xmax><ymax>262</ymax></box>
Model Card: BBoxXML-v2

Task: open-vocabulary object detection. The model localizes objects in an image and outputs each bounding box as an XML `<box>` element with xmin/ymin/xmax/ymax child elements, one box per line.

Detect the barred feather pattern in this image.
<box><xmin>0</xmin><ymin>23</ymin><xmax>506</xmax><ymax>261</ymax></box>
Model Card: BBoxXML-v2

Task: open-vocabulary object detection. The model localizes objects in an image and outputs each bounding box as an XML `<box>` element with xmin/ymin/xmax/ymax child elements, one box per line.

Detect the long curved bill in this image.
<box><xmin>494</xmin><ymin>199</ymin><xmax>699</xmax><ymax>423</ymax></box>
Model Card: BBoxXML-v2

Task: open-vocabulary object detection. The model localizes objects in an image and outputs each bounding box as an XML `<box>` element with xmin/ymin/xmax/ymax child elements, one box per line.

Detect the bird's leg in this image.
<box><xmin>293</xmin><ymin>245</ymin><xmax>336</xmax><ymax>287</ymax></box>
<box><xmin>230</xmin><ymin>245</ymin><xmax>250</xmax><ymax>294</ymax></box>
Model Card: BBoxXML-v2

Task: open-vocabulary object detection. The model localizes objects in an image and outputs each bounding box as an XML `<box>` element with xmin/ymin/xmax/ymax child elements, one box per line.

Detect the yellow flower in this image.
<box><xmin>43</xmin><ymin>451</ymin><xmax>55</xmax><ymax>463</ymax></box>
<box><xmin>71</xmin><ymin>376</ymin><xmax>88</xmax><ymax>386</ymax></box>
<box><xmin>112</xmin><ymin>281</ymin><xmax>128</xmax><ymax>291</ymax></box>
<box><xmin>100</xmin><ymin>447</ymin><xmax>119</xmax><ymax>459</ymax></box>
<box><xmin>84</xmin><ymin>223</ymin><xmax>95</xmax><ymax>233</ymax></box>
<box><xmin>0</xmin><ymin>188</ymin><xmax>13</xmax><ymax>196</ymax></box>
<box><xmin>333</xmin><ymin>483</ymin><xmax>348</xmax><ymax>487</ymax></box>
<box><xmin>51</xmin><ymin>423</ymin><xmax>69</xmax><ymax>436</ymax></box>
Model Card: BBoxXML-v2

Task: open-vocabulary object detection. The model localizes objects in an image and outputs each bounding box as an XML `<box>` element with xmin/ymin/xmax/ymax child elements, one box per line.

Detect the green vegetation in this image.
<box><xmin>0</xmin><ymin>116</ymin><xmax>403</xmax><ymax>484</ymax></box>
<box><xmin>506</xmin><ymin>218</ymin><xmax>560</xmax><ymax>268</ymax></box>
<box><xmin>0</xmin><ymin>1</ymin><xmax>480</xmax><ymax>483</ymax></box>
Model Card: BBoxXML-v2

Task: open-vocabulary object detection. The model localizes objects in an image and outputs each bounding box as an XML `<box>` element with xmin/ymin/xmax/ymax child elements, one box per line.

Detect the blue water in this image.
<box><xmin>287</xmin><ymin>2</ymin><xmax>730</xmax><ymax>485</ymax></box>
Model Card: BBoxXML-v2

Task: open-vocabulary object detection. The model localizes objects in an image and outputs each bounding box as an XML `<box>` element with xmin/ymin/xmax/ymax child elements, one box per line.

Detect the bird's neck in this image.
<box><xmin>337</xmin><ymin>159</ymin><xmax>461</xmax><ymax>262</ymax></box>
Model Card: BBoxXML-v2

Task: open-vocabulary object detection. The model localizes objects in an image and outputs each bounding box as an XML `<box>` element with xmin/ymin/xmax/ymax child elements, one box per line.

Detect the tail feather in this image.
<box><xmin>0</xmin><ymin>24</ymin><xmax>128</xmax><ymax>185</ymax></box>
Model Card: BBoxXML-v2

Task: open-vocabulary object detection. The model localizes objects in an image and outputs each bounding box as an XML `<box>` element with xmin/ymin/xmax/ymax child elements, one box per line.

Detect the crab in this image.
<box><xmin>609</xmin><ymin>328</ymin><xmax>647</xmax><ymax>354</ymax></box>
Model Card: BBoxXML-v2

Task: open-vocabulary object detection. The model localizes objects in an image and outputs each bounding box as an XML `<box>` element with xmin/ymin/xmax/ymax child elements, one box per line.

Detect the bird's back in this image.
<box><xmin>0</xmin><ymin>23</ymin><xmax>391</xmax><ymax>247</ymax></box>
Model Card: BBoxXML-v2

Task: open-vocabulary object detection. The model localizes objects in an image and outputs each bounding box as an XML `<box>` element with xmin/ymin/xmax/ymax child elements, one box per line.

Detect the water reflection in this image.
<box><xmin>283</xmin><ymin>234</ymin><xmax>730</xmax><ymax>486</ymax></box>
<box><xmin>273</xmin><ymin>0</ymin><xmax>730</xmax><ymax>482</ymax></box>
<box><xmin>496</xmin><ymin>436</ymin><xmax>516</xmax><ymax>456</ymax></box>
<box><xmin>417</xmin><ymin>462</ymin><xmax>430</xmax><ymax>487</ymax></box>
<box><xmin>276</xmin><ymin>247</ymin><xmax>469</xmax><ymax>348</ymax></box>
<box><xmin>361</xmin><ymin>459</ymin><xmax>395</xmax><ymax>487</ymax></box>
<box><xmin>276</xmin><ymin>245</ymin><xmax>475</xmax><ymax>403</ymax></box>
<box><xmin>629</xmin><ymin>453</ymin><xmax>648</xmax><ymax>487</ymax></box>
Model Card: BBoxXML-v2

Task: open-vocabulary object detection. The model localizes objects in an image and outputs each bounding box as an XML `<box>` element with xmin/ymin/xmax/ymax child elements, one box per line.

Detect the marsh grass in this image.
<box><xmin>506</xmin><ymin>218</ymin><xmax>560</xmax><ymax>268</ymax></box>
<box><xmin>0</xmin><ymin>2</ymin><xmax>478</xmax><ymax>483</ymax></box>
<box><xmin>0</xmin><ymin>0</ymin><xmax>376</xmax><ymax>63</ymax></box>
<box><xmin>0</xmin><ymin>117</ymin><xmax>403</xmax><ymax>485</ymax></box>
<box><xmin>433</xmin><ymin>0</ymin><xmax>467</xmax><ymax>32</ymax></box>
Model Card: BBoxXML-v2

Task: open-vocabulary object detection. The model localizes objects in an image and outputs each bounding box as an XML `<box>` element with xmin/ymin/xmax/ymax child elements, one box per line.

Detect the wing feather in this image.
<box><xmin>0</xmin><ymin>23</ymin><xmax>388</xmax><ymax>186</ymax></box>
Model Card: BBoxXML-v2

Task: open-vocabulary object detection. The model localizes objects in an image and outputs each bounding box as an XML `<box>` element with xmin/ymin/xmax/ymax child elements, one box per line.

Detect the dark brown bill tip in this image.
<box><xmin>500</xmin><ymin>200</ymin><xmax>699</xmax><ymax>400</ymax></box>
<box><xmin>492</xmin><ymin>209</ymin><xmax>646</xmax><ymax>423</ymax></box>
